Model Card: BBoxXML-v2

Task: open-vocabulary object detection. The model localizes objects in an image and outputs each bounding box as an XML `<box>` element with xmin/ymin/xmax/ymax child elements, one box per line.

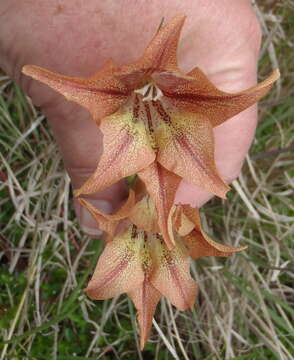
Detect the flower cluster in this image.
<box><xmin>23</xmin><ymin>15</ymin><xmax>279</xmax><ymax>348</ymax></box>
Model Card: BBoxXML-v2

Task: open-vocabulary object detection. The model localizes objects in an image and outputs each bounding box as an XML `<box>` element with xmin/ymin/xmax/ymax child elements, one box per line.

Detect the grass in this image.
<box><xmin>0</xmin><ymin>1</ymin><xmax>293</xmax><ymax>359</ymax></box>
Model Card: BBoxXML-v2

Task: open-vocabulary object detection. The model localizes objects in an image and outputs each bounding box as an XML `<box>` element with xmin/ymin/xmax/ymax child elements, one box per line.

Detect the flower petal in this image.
<box><xmin>157</xmin><ymin>68</ymin><xmax>280</xmax><ymax>127</ymax></box>
<box><xmin>22</xmin><ymin>60</ymin><xmax>129</xmax><ymax>123</ymax></box>
<box><xmin>142</xmin><ymin>15</ymin><xmax>186</xmax><ymax>72</ymax></box>
<box><xmin>173</xmin><ymin>205</ymin><xmax>195</xmax><ymax>237</ymax></box>
<box><xmin>75</xmin><ymin>101</ymin><xmax>156</xmax><ymax>196</ymax></box>
<box><xmin>114</xmin><ymin>15</ymin><xmax>186</xmax><ymax>88</ymax></box>
<box><xmin>138</xmin><ymin>163</ymin><xmax>181</xmax><ymax>249</ymax></box>
<box><xmin>153</xmin><ymin>102</ymin><xmax>229</xmax><ymax>198</ymax></box>
<box><xmin>180</xmin><ymin>205</ymin><xmax>247</xmax><ymax>258</ymax></box>
<box><xmin>149</xmin><ymin>235</ymin><xmax>197</xmax><ymax>310</ymax></box>
<box><xmin>128</xmin><ymin>278</ymin><xmax>161</xmax><ymax>350</ymax></box>
<box><xmin>85</xmin><ymin>226</ymin><xmax>145</xmax><ymax>299</ymax></box>
<box><xmin>78</xmin><ymin>189</ymin><xmax>135</xmax><ymax>236</ymax></box>
<box><xmin>128</xmin><ymin>195</ymin><xmax>160</xmax><ymax>233</ymax></box>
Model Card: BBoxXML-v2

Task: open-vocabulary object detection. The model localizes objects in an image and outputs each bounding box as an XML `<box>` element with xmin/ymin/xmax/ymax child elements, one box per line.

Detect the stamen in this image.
<box><xmin>134</xmin><ymin>83</ymin><xmax>163</xmax><ymax>102</ymax></box>
<box><xmin>144</xmin><ymin>85</ymin><xmax>152</xmax><ymax>99</ymax></box>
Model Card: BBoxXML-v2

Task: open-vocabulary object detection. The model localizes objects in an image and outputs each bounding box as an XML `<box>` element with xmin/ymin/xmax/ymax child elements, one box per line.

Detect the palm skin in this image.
<box><xmin>0</xmin><ymin>0</ymin><xmax>262</xmax><ymax>233</ymax></box>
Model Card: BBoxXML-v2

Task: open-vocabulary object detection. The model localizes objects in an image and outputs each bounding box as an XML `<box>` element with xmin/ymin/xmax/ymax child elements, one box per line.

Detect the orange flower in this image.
<box><xmin>22</xmin><ymin>15</ymin><xmax>279</xmax><ymax>206</ymax></box>
<box><xmin>79</xmin><ymin>191</ymin><xmax>245</xmax><ymax>349</ymax></box>
<box><xmin>22</xmin><ymin>14</ymin><xmax>278</xmax><ymax>350</ymax></box>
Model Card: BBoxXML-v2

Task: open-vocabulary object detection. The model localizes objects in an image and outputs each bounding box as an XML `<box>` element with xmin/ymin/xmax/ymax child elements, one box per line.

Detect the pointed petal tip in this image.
<box><xmin>158</xmin><ymin>14</ymin><xmax>186</xmax><ymax>33</ymax></box>
<box><xmin>224</xmin><ymin>245</ymin><xmax>248</xmax><ymax>257</ymax></box>
<box><xmin>272</xmin><ymin>68</ymin><xmax>280</xmax><ymax>80</ymax></box>
<box><xmin>84</xmin><ymin>285</ymin><xmax>96</xmax><ymax>299</ymax></box>
<box><xmin>176</xmin><ymin>283</ymin><xmax>198</xmax><ymax>311</ymax></box>
<box><xmin>21</xmin><ymin>65</ymin><xmax>47</xmax><ymax>79</ymax></box>
<box><xmin>171</xmin><ymin>14</ymin><xmax>186</xmax><ymax>25</ymax></box>
<box><xmin>217</xmin><ymin>183</ymin><xmax>231</xmax><ymax>200</ymax></box>
<box><xmin>163</xmin><ymin>14</ymin><xmax>186</xmax><ymax>40</ymax></box>
<box><xmin>236</xmin><ymin>245</ymin><xmax>248</xmax><ymax>252</ymax></box>
<box><xmin>222</xmin><ymin>244</ymin><xmax>248</xmax><ymax>256</ymax></box>
<box><xmin>185</xmin><ymin>281</ymin><xmax>199</xmax><ymax>310</ymax></box>
<box><xmin>22</xmin><ymin>65</ymin><xmax>49</xmax><ymax>82</ymax></box>
<box><xmin>261</xmin><ymin>68</ymin><xmax>280</xmax><ymax>87</ymax></box>
<box><xmin>84</xmin><ymin>287</ymin><xmax>100</xmax><ymax>301</ymax></box>
<box><xmin>140</xmin><ymin>334</ymin><xmax>148</xmax><ymax>350</ymax></box>
<box><xmin>22</xmin><ymin>65</ymin><xmax>31</xmax><ymax>75</ymax></box>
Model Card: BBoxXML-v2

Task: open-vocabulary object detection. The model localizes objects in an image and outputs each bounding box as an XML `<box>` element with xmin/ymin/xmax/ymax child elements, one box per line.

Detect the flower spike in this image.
<box><xmin>22</xmin><ymin>13</ymin><xmax>279</xmax><ymax>350</ymax></box>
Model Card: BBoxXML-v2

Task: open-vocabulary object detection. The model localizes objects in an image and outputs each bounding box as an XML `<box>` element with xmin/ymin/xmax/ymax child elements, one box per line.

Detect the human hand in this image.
<box><xmin>0</xmin><ymin>0</ymin><xmax>261</xmax><ymax>235</ymax></box>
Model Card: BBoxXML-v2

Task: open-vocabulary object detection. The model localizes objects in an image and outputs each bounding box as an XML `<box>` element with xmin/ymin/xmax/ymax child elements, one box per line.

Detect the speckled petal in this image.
<box><xmin>22</xmin><ymin>60</ymin><xmax>129</xmax><ymax>124</ymax></box>
<box><xmin>149</xmin><ymin>236</ymin><xmax>197</xmax><ymax>310</ymax></box>
<box><xmin>128</xmin><ymin>278</ymin><xmax>161</xmax><ymax>350</ymax></box>
<box><xmin>156</xmin><ymin>68</ymin><xmax>280</xmax><ymax>127</ymax></box>
<box><xmin>180</xmin><ymin>205</ymin><xmax>247</xmax><ymax>258</ymax></box>
<box><xmin>138</xmin><ymin>163</ymin><xmax>181</xmax><ymax>249</ymax></box>
<box><xmin>75</xmin><ymin>102</ymin><xmax>155</xmax><ymax>197</ymax></box>
<box><xmin>114</xmin><ymin>15</ymin><xmax>186</xmax><ymax>89</ymax></box>
<box><xmin>85</xmin><ymin>226</ymin><xmax>145</xmax><ymax>299</ymax></box>
<box><xmin>152</xmin><ymin>102</ymin><xmax>229</xmax><ymax>199</ymax></box>
<box><xmin>128</xmin><ymin>240</ymin><xmax>160</xmax><ymax>350</ymax></box>
<box><xmin>128</xmin><ymin>195</ymin><xmax>160</xmax><ymax>233</ymax></box>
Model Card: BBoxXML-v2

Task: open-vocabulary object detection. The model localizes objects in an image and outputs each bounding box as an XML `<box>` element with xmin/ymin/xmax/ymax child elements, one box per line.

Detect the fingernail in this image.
<box><xmin>77</xmin><ymin>199</ymin><xmax>113</xmax><ymax>237</ymax></box>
